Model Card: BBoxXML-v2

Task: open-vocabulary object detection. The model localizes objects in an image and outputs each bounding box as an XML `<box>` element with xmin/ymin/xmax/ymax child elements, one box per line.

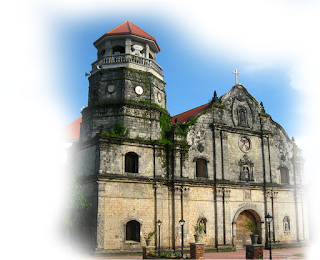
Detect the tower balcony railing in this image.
<box><xmin>91</xmin><ymin>54</ymin><xmax>163</xmax><ymax>76</ymax></box>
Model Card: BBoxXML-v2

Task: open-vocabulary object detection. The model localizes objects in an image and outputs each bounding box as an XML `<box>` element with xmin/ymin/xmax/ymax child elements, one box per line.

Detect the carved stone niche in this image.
<box><xmin>231</xmin><ymin>99</ymin><xmax>253</xmax><ymax>129</ymax></box>
<box><xmin>238</xmin><ymin>155</ymin><xmax>254</xmax><ymax>181</ymax></box>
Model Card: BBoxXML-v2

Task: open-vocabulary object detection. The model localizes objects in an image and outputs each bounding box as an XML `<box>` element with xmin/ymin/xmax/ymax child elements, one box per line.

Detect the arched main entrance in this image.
<box><xmin>235</xmin><ymin>210</ymin><xmax>261</xmax><ymax>248</ymax></box>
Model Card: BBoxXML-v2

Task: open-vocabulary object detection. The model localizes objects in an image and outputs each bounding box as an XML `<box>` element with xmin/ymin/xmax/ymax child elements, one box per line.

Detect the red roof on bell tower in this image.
<box><xmin>94</xmin><ymin>20</ymin><xmax>160</xmax><ymax>51</ymax></box>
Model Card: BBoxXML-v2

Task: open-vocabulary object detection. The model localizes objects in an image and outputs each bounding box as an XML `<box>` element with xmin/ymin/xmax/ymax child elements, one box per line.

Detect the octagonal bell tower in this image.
<box><xmin>80</xmin><ymin>21</ymin><xmax>167</xmax><ymax>141</ymax></box>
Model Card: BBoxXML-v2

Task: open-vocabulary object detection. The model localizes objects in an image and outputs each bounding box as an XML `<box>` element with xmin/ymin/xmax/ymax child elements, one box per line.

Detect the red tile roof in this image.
<box><xmin>60</xmin><ymin>117</ymin><xmax>82</xmax><ymax>141</ymax></box>
<box><xmin>171</xmin><ymin>103</ymin><xmax>211</xmax><ymax>125</ymax></box>
<box><xmin>94</xmin><ymin>20</ymin><xmax>160</xmax><ymax>51</ymax></box>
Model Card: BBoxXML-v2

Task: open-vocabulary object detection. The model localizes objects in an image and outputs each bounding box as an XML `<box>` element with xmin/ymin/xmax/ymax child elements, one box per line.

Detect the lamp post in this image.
<box><xmin>157</xmin><ymin>220</ymin><xmax>162</xmax><ymax>257</ymax></box>
<box><xmin>179</xmin><ymin>219</ymin><xmax>185</xmax><ymax>258</ymax></box>
<box><xmin>265</xmin><ymin>214</ymin><xmax>273</xmax><ymax>260</ymax></box>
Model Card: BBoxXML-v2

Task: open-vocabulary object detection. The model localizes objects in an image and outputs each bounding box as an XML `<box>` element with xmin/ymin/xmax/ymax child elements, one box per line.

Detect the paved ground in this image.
<box><xmin>97</xmin><ymin>247</ymin><xmax>308</xmax><ymax>259</ymax></box>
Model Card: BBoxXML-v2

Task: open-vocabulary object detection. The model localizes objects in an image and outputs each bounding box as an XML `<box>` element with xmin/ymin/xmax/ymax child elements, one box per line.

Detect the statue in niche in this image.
<box><xmin>243</xmin><ymin>166</ymin><xmax>250</xmax><ymax>179</ymax></box>
<box><xmin>238</xmin><ymin>107</ymin><xmax>247</xmax><ymax>127</ymax></box>
<box><xmin>239</xmin><ymin>155</ymin><xmax>254</xmax><ymax>181</ymax></box>
<box><xmin>283</xmin><ymin>216</ymin><xmax>290</xmax><ymax>233</ymax></box>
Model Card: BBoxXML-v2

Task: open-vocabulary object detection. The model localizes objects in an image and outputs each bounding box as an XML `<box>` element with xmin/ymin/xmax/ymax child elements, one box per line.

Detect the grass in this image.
<box><xmin>293</xmin><ymin>253</ymin><xmax>305</xmax><ymax>257</ymax></box>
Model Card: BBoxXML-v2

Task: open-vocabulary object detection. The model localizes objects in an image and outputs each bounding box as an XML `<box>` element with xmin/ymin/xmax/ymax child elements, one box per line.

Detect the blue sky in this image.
<box><xmin>24</xmin><ymin>0</ymin><xmax>319</xmax><ymax>181</ymax></box>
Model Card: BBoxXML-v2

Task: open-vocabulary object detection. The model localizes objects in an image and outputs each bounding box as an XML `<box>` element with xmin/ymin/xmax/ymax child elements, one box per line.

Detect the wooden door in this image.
<box><xmin>236</xmin><ymin>211</ymin><xmax>256</xmax><ymax>248</ymax></box>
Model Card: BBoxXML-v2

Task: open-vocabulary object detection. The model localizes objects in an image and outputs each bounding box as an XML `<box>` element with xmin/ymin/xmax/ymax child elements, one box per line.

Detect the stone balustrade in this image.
<box><xmin>91</xmin><ymin>54</ymin><xmax>163</xmax><ymax>76</ymax></box>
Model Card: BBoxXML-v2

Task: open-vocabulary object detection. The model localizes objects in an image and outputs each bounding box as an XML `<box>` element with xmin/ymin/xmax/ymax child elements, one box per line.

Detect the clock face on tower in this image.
<box><xmin>135</xmin><ymin>86</ymin><xmax>143</xmax><ymax>95</ymax></box>
<box><xmin>239</xmin><ymin>136</ymin><xmax>251</xmax><ymax>152</ymax></box>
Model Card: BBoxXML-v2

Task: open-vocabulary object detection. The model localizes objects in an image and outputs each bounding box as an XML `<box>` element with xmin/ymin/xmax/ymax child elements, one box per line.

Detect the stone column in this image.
<box><xmin>96</xmin><ymin>181</ymin><xmax>106</xmax><ymax>251</ymax></box>
<box><xmin>190</xmin><ymin>243</ymin><xmax>205</xmax><ymax>259</ymax></box>
<box><xmin>244</xmin><ymin>244</ymin><xmax>263</xmax><ymax>259</ymax></box>
<box><xmin>224</xmin><ymin>189</ymin><xmax>231</xmax><ymax>245</ymax></box>
<box><xmin>125</xmin><ymin>38</ymin><xmax>132</xmax><ymax>54</ymax></box>
<box><xmin>215</xmin><ymin>188</ymin><xmax>224</xmax><ymax>247</ymax></box>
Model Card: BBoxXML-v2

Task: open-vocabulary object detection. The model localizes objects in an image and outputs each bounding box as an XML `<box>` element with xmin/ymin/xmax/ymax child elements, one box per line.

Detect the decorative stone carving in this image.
<box><xmin>216</xmin><ymin>188</ymin><xmax>224</xmax><ymax>197</ymax></box>
<box><xmin>244</xmin><ymin>190</ymin><xmax>251</xmax><ymax>200</ymax></box>
<box><xmin>239</xmin><ymin>136</ymin><xmax>251</xmax><ymax>153</ymax></box>
<box><xmin>197</xmin><ymin>143</ymin><xmax>204</xmax><ymax>153</ymax></box>
<box><xmin>266</xmin><ymin>190</ymin><xmax>278</xmax><ymax>198</ymax></box>
<box><xmin>231</xmin><ymin>98</ymin><xmax>253</xmax><ymax>128</ymax></box>
<box><xmin>224</xmin><ymin>189</ymin><xmax>231</xmax><ymax>198</ymax></box>
<box><xmin>215</xmin><ymin>188</ymin><xmax>230</xmax><ymax>198</ymax></box>
<box><xmin>188</xmin><ymin>127</ymin><xmax>207</xmax><ymax>152</ymax></box>
<box><xmin>131</xmin><ymin>44</ymin><xmax>144</xmax><ymax>57</ymax></box>
<box><xmin>238</xmin><ymin>155</ymin><xmax>254</xmax><ymax>181</ymax></box>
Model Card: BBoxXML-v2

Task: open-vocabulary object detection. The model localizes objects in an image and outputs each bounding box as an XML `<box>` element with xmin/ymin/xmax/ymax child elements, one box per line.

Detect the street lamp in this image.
<box><xmin>157</xmin><ymin>220</ymin><xmax>162</xmax><ymax>257</ymax></box>
<box><xmin>265</xmin><ymin>214</ymin><xmax>273</xmax><ymax>260</ymax></box>
<box><xmin>179</xmin><ymin>219</ymin><xmax>185</xmax><ymax>258</ymax></box>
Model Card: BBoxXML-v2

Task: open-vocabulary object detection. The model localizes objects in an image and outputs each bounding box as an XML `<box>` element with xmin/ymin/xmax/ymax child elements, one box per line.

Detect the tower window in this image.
<box><xmin>196</xmin><ymin>158</ymin><xmax>208</xmax><ymax>178</ymax></box>
<box><xmin>126</xmin><ymin>220</ymin><xmax>140</xmax><ymax>242</ymax></box>
<box><xmin>125</xmin><ymin>152</ymin><xmax>139</xmax><ymax>173</ymax></box>
<box><xmin>280</xmin><ymin>167</ymin><xmax>289</xmax><ymax>184</ymax></box>
<box><xmin>112</xmin><ymin>45</ymin><xmax>125</xmax><ymax>54</ymax></box>
<box><xmin>98</xmin><ymin>49</ymin><xmax>105</xmax><ymax>58</ymax></box>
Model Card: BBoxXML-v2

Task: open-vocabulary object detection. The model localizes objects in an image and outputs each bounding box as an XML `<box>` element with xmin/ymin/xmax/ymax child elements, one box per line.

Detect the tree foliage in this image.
<box><xmin>48</xmin><ymin>169</ymin><xmax>91</xmax><ymax>231</ymax></box>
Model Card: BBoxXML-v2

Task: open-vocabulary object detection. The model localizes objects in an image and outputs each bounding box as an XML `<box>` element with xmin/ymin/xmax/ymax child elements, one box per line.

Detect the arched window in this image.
<box><xmin>98</xmin><ymin>49</ymin><xmax>105</xmax><ymax>58</ymax></box>
<box><xmin>283</xmin><ymin>216</ymin><xmax>290</xmax><ymax>233</ymax></box>
<box><xmin>125</xmin><ymin>152</ymin><xmax>139</xmax><ymax>173</ymax></box>
<box><xmin>280</xmin><ymin>167</ymin><xmax>289</xmax><ymax>184</ymax></box>
<box><xmin>126</xmin><ymin>220</ymin><xmax>140</xmax><ymax>242</ymax></box>
<box><xmin>112</xmin><ymin>45</ymin><xmax>125</xmax><ymax>54</ymax></box>
<box><xmin>196</xmin><ymin>158</ymin><xmax>207</xmax><ymax>178</ymax></box>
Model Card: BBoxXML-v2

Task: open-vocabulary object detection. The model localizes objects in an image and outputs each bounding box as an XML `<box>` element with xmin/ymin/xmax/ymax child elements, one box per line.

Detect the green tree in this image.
<box><xmin>48</xmin><ymin>169</ymin><xmax>91</xmax><ymax>231</ymax></box>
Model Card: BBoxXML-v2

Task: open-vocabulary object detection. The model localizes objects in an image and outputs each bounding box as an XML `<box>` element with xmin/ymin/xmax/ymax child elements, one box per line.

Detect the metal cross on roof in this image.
<box><xmin>233</xmin><ymin>69</ymin><xmax>240</xmax><ymax>84</ymax></box>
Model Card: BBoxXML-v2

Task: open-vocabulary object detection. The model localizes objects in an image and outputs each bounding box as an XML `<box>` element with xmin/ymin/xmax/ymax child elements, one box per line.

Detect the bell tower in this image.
<box><xmin>80</xmin><ymin>21</ymin><xmax>167</xmax><ymax>141</ymax></box>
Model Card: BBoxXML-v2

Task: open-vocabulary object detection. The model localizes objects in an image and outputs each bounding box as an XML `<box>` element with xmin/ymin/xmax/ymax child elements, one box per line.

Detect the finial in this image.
<box><xmin>212</xmin><ymin>90</ymin><xmax>220</xmax><ymax>103</ymax></box>
<box><xmin>260</xmin><ymin>102</ymin><xmax>265</xmax><ymax>114</ymax></box>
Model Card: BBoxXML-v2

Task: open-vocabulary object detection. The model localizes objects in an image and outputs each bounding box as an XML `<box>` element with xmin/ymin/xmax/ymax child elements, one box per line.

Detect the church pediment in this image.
<box><xmin>221</xmin><ymin>84</ymin><xmax>261</xmax><ymax>130</ymax></box>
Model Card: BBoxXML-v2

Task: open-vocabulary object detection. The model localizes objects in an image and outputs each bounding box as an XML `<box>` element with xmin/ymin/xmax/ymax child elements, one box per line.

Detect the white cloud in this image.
<box><xmin>295</xmin><ymin>97</ymin><xmax>316</xmax><ymax>115</ymax></box>
<box><xmin>295</xmin><ymin>134</ymin><xmax>319</xmax><ymax>151</ymax></box>
<box><xmin>288</xmin><ymin>64</ymin><xmax>315</xmax><ymax>96</ymax></box>
<box><xmin>295</xmin><ymin>134</ymin><xmax>320</xmax><ymax>181</ymax></box>
<box><xmin>235</xmin><ymin>51</ymin><xmax>278</xmax><ymax>75</ymax></box>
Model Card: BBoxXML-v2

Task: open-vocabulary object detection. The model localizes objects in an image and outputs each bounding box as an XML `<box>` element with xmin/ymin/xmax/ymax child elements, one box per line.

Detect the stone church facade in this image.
<box><xmin>70</xmin><ymin>21</ymin><xmax>308</xmax><ymax>255</ymax></box>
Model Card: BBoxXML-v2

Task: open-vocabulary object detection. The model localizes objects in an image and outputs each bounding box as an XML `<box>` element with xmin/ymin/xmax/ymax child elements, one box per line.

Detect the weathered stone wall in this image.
<box><xmin>98</xmin><ymin>142</ymin><xmax>166</xmax><ymax>177</ymax></box>
<box><xmin>74</xmin><ymin>81</ymin><xmax>308</xmax><ymax>254</ymax></box>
